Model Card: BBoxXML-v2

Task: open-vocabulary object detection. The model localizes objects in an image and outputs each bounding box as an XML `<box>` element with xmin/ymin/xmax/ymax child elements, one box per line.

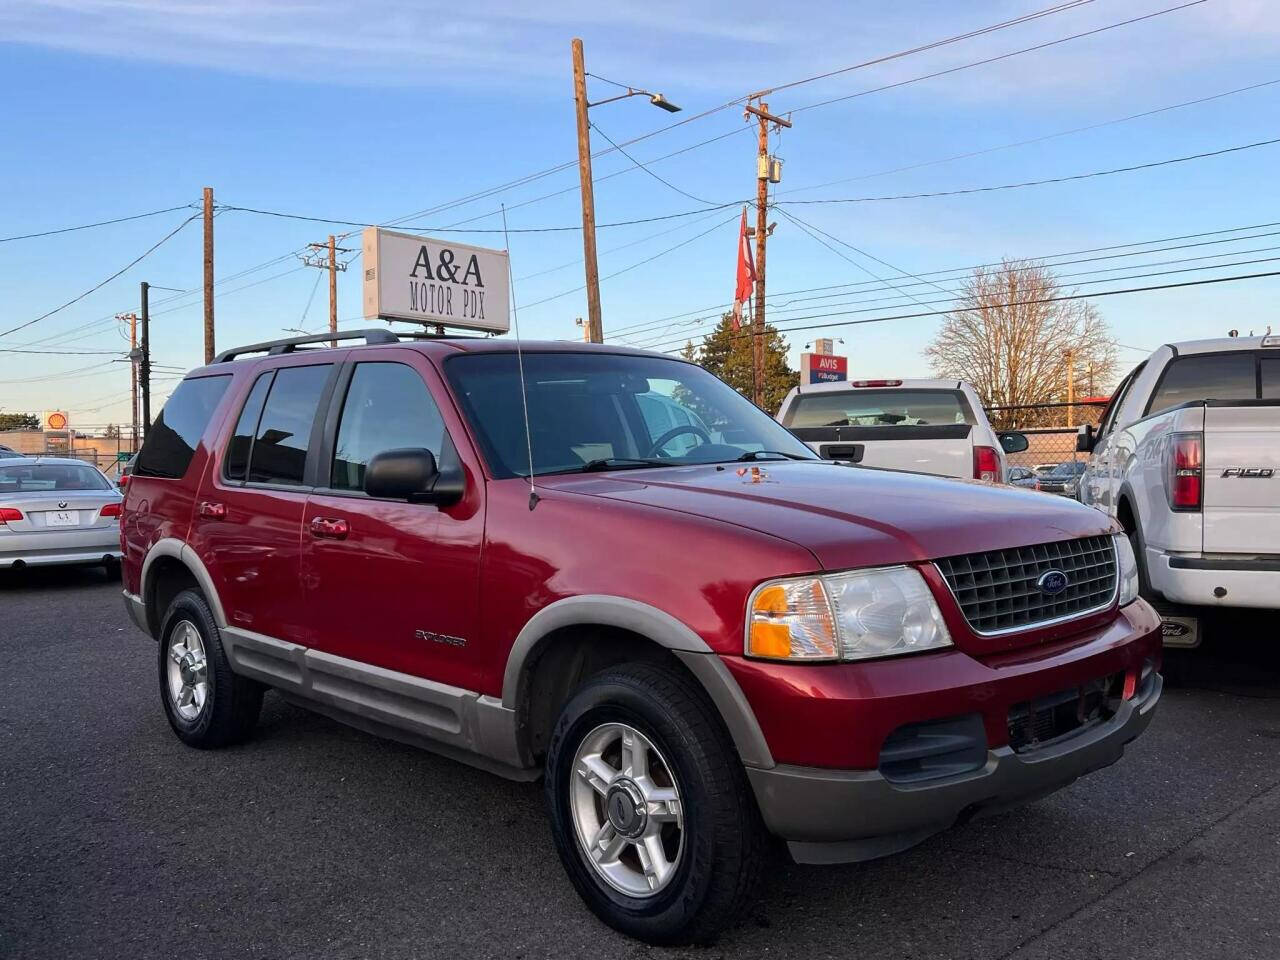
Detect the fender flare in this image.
<box><xmin>139</xmin><ymin>538</ymin><xmax>228</xmax><ymax>630</ymax></box>
<box><xmin>501</xmin><ymin>595</ymin><xmax>775</xmax><ymax>769</ymax></box>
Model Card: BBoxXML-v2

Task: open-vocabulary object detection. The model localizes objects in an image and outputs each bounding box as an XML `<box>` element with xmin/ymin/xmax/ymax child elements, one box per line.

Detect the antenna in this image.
<box><xmin>501</xmin><ymin>204</ymin><xmax>540</xmax><ymax>511</ymax></box>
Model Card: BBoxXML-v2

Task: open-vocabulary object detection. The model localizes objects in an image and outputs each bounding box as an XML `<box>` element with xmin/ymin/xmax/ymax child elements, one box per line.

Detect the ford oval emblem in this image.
<box><xmin>1037</xmin><ymin>569</ymin><xmax>1069</xmax><ymax>596</ymax></box>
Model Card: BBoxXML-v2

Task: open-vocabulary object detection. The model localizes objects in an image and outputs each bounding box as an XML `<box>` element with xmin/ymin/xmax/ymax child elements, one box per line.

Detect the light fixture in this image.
<box><xmin>649</xmin><ymin>93</ymin><xmax>682</xmax><ymax>113</ymax></box>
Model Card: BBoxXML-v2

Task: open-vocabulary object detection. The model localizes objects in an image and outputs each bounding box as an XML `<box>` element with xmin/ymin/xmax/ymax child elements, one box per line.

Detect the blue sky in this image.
<box><xmin>2</xmin><ymin>0</ymin><xmax>1278</xmax><ymax>428</ymax></box>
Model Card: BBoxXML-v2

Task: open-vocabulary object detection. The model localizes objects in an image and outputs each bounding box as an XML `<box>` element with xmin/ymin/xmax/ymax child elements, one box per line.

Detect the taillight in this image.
<box><xmin>973</xmin><ymin>445</ymin><xmax>1001</xmax><ymax>482</ymax></box>
<box><xmin>117</xmin><ymin>474</ymin><xmax>130</xmax><ymax>489</ymax></box>
<box><xmin>1167</xmin><ymin>432</ymin><xmax>1203</xmax><ymax>511</ymax></box>
<box><xmin>0</xmin><ymin>507</ymin><xmax>23</xmax><ymax>524</ymax></box>
<box><xmin>100</xmin><ymin>503</ymin><xmax>122</xmax><ymax>519</ymax></box>
<box><xmin>850</xmin><ymin>379</ymin><xmax>903</xmax><ymax>387</ymax></box>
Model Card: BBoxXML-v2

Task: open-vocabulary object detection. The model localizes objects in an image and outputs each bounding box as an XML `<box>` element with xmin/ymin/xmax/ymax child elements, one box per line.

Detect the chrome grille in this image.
<box><xmin>935</xmin><ymin>535</ymin><xmax>1117</xmax><ymax>635</ymax></box>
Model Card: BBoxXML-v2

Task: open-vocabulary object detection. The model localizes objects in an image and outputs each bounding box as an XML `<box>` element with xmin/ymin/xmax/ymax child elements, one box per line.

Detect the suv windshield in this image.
<box><xmin>1049</xmin><ymin>461</ymin><xmax>1086</xmax><ymax>478</ymax></box>
<box><xmin>445</xmin><ymin>351</ymin><xmax>816</xmax><ymax>477</ymax></box>
<box><xmin>783</xmin><ymin>389</ymin><xmax>974</xmax><ymax>428</ymax></box>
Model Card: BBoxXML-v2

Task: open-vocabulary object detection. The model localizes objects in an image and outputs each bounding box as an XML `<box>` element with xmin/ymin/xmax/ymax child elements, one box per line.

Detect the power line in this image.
<box><xmin>780</xmin><ymin>137</ymin><xmax>1280</xmax><ymax>207</ymax></box>
<box><xmin>0</xmin><ymin>203</ymin><xmax>197</xmax><ymax>244</ymax></box>
<box><xmin>588</xmin><ymin>121</ymin><xmax>720</xmax><ymax>206</ymax></box>
<box><xmin>0</xmin><ymin>213</ymin><xmax>199</xmax><ymax>340</ymax></box>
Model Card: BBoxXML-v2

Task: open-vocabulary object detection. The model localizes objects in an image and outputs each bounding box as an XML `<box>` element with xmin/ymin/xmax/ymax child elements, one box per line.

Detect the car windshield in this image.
<box><xmin>445</xmin><ymin>351</ymin><xmax>817</xmax><ymax>477</ymax></box>
<box><xmin>783</xmin><ymin>388</ymin><xmax>974</xmax><ymax>428</ymax></box>
<box><xmin>1049</xmin><ymin>461</ymin><xmax>1086</xmax><ymax>478</ymax></box>
<box><xmin>0</xmin><ymin>462</ymin><xmax>110</xmax><ymax>492</ymax></box>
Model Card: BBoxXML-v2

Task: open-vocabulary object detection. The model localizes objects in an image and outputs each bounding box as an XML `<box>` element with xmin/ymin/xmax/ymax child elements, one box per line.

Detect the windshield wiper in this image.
<box><xmin>579</xmin><ymin>457</ymin><xmax>673</xmax><ymax>473</ymax></box>
<box><xmin>735</xmin><ymin>449</ymin><xmax>811</xmax><ymax>462</ymax></box>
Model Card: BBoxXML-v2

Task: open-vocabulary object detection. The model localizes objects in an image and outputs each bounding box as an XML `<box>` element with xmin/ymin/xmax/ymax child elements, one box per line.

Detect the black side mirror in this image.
<box><xmin>364</xmin><ymin>448</ymin><xmax>463</xmax><ymax>505</ymax></box>
<box><xmin>1076</xmin><ymin>423</ymin><xmax>1096</xmax><ymax>453</ymax></box>
<box><xmin>998</xmin><ymin>431</ymin><xmax>1029</xmax><ymax>454</ymax></box>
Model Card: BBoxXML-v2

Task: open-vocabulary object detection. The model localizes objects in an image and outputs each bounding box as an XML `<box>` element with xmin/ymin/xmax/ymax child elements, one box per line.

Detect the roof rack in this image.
<box><xmin>213</xmin><ymin>329</ymin><xmax>399</xmax><ymax>363</ymax></box>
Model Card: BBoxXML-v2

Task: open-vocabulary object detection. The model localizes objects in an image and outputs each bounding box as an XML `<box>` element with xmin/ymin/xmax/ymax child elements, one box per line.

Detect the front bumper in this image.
<box><xmin>1150</xmin><ymin>550</ymin><xmax>1280</xmax><ymax>609</ymax></box>
<box><xmin>749</xmin><ymin>672</ymin><xmax>1160</xmax><ymax>864</ymax></box>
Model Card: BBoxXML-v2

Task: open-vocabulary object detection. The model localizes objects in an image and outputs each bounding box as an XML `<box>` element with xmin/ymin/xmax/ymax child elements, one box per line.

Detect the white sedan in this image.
<box><xmin>0</xmin><ymin>458</ymin><xmax>123</xmax><ymax>570</ymax></box>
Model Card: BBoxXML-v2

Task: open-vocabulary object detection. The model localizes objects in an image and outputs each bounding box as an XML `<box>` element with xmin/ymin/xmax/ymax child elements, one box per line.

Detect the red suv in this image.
<box><xmin>121</xmin><ymin>330</ymin><xmax>1162</xmax><ymax>944</ymax></box>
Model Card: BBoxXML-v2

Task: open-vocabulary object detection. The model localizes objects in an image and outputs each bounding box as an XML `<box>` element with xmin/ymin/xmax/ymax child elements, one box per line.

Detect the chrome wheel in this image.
<box><xmin>166</xmin><ymin>620</ymin><xmax>209</xmax><ymax>722</ymax></box>
<box><xmin>569</xmin><ymin>722</ymin><xmax>685</xmax><ymax>898</ymax></box>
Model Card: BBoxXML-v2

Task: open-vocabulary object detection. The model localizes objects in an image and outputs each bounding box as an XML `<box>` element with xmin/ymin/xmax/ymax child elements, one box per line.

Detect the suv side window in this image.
<box><xmin>1147</xmin><ymin>352</ymin><xmax>1256</xmax><ymax>416</ymax></box>
<box><xmin>223</xmin><ymin>372</ymin><xmax>272</xmax><ymax>482</ymax></box>
<box><xmin>331</xmin><ymin>362</ymin><xmax>446</xmax><ymax>491</ymax></box>
<box><xmin>248</xmin><ymin>365</ymin><xmax>331</xmax><ymax>486</ymax></box>
<box><xmin>1097</xmin><ymin>362</ymin><xmax>1144</xmax><ymax>439</ymax></box>
<box><xmin>133</xmin><ymin>375</ymin><xmax>231</xmax><ymax>479</ymax></box>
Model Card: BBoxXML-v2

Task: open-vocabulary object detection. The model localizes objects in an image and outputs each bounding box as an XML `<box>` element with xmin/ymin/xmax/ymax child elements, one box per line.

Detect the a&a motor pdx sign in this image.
<box><xmin>362</xmin><ymin>227</ymin><xmax>510</xmax><ymax>334</ymax></box>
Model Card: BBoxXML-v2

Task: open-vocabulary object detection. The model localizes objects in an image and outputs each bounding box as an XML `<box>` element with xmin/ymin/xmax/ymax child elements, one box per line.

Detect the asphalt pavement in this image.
<box><xmin>2</xmin><ymin>566</ymin><xmax>1278</xmax><ymax>960</ymax></box>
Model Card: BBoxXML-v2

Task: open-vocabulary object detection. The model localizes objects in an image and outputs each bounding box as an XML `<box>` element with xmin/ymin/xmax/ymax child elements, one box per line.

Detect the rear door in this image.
<box><xmin>782</xmin><ymin>387</ymin><xmax>975</xmax><ymax>477</ymax></box>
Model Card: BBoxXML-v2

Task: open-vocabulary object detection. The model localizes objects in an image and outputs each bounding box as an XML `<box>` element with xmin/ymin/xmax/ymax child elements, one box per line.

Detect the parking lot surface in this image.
<box><xmin>2</xmin><ymin>566</ymin><xmax>1278</xmax><ymax>960</ymax></box>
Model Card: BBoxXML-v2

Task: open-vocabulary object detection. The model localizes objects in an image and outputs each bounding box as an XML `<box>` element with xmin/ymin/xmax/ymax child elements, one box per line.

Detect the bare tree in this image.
<box><xmin>924</xmin><ymin>260</ymin><xmax>1117</xmax><ymax>428</ymax></box>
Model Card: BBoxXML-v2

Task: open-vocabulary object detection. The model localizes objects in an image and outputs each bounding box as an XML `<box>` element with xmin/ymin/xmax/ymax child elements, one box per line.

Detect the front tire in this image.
<box><xmin>158</xmin><ymin>589</ymin><xmax>262</xmax><ymax>748</ymax></box>
<box><xmin>544</xmin><ymin>663</ymin><xmax>765</xmax><ymax>945</ymax></box>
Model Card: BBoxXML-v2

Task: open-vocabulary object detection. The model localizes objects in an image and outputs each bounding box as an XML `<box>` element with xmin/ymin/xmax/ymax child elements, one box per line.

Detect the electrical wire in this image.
<box><xmin>0</xmin><ymin>203</ymin><xmax>197</xmax><ymax>244</ymax></box>
<box><xmin>588</xmin><ymin>121</ymin><xmax>720</xmax><ymax>206</ymax></box>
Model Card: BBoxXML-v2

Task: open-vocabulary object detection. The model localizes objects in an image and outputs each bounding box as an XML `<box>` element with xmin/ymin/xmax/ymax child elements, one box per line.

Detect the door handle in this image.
<box><xmin>198</xmin><ymin>501</ymin><xmax>226</xmax><ymax>520</ymax></box>
<box><xmin>309</xmin><ymin>516</ymin><xmax>349</xmax><ymax>540</ymax></box>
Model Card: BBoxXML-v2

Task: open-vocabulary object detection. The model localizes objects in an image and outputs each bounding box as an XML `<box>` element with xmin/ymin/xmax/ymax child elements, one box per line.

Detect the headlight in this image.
<box><xmin>747</xmin><ymin>566</ymin><xmax>952</xmax><ymax>662</ymax></box>
<box><xmin>1113</xmin><ymin>533</ymin><xmax>1139</xmax><ymax>606</ymax></box>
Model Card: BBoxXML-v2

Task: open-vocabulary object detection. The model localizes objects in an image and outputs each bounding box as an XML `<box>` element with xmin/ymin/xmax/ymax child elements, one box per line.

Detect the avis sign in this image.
<box><xmin>362</xmin><ymin>227</ymin><xmax>510</xmax><ymax>334</ymax></box>
<box><xmin>800</xmin><ymin>352</ymin><xmax>848</xmax><ymax>384</ymax></box>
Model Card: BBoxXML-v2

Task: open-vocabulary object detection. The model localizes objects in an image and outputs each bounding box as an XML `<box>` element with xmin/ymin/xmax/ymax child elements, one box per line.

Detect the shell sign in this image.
<box><xmin>43</xmin><ymin>411</ymin><xmax>69</xmax><ymax>431</ymax></box>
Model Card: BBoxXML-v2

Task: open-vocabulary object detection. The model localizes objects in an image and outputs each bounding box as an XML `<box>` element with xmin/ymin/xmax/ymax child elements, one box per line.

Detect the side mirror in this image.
<box><xmin>997</xmin><ymin>431</ymin><xmax>1028</xmax><ymax>454</ymax></box>
<box><xmin>1076</xmin><ymin>423</ymin><xmax>1096</xmax><ymax>453</ymax></box>
<box><xmin>364</xmin><ymin>448</ymin><xmax>463</xmax><ymax>505</ymax></box>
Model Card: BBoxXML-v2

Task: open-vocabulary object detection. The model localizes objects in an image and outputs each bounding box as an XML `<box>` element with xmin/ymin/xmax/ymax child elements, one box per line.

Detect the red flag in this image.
<box><xmin>732</xmin><ymin>207</ymin><xmax>756</xmax><ymax>330</ymax></box>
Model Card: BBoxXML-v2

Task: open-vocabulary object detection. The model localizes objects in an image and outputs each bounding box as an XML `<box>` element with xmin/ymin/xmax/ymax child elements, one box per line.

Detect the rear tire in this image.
<box><xmin>544</xmin><ymin>662</ymin><xmax>765</xmax><ymax>945</ymax></box>
<box><xmin>158</xmin><ymin>589</ymin><xmax>262</xmax><ymax>748</ymax></box>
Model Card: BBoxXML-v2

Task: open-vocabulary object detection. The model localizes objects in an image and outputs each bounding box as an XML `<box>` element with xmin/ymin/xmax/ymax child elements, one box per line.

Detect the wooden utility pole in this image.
<box><xmin>127</xmin><ymin>313</ymin><xmax>138</xmax><ymax>452</ymax></box>
<box><xmin>1064</xmin><ymin>347</ymin><xmax>1076</xmax><ymax>428</ymax></box>
<box><xmin>140</xmin><ymin>283</ymin><xmax>152</xmax><ymax>437</ymax></box>
<box><xmin>302</xmin><ymin>237</ymin><xmax>349</xmax><ymax>344</ymax></box>
<box><xmin>571</xmin><ymin>39</ymin><xmax>603</xmax><ymax>344</ymax></box>
<box><xmin>745</xmin><ymin>101</ymin><xmax>791</xmax><ymax>406</ymax></box>
<box><xmin>203</xmin><ymin>186</ymin><xmax>215</xmax><ymax>364</ymax></box>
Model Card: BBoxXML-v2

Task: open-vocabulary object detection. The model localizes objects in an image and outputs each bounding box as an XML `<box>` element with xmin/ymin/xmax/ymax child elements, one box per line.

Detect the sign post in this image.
<box><xmin>362</xmin><ymin>228</ymin><xmax>510</xmax><ymax>334</ymax></box>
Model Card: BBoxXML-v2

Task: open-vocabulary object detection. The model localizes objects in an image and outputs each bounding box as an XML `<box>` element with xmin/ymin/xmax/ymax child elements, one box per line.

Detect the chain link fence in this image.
<box><xmin>984</xmin><ymin>401</ymin><xmax>1108</xmax><ymax>494</ymax></box>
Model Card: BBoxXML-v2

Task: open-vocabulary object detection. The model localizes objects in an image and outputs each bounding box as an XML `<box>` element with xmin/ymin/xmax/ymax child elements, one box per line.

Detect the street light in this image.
<box><xmin>572</xmin><ymin>37</ymin><xmax>681</xmax><ymax>343</ymax></box>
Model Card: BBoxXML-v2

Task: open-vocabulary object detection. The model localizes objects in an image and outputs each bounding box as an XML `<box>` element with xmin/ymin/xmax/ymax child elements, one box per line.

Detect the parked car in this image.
<box><xmin>1078</xmin><ymin>334</ymin><xmax>1280</xmax><ymax>649</ymax></box>
<box><xmin>0</xmin><ymin>444</ymin><xmax>26</xmax><ymax>459</ymax></box>
<box><xmin>1033</xmin><ymin>463</ymin><xmax>1060</xmax><ymax>477</ymax></box>
<box><xmin>0</xmin><ymin>457</ymin><xmax>123</xmax><ymax>570</ymax></box>
<box><xmin>121</xmin><ymin>330</ymin><xmax>1161</xmax><ymax>944</ymax></box>
<box><xmin>775</xmin><ymin>378</ymin><xmax>1025</xmax><ymax>482</ymax></box>
<box><xmin>1036</xmin><ymin>460</ymin><xmax>1087</xmax><ymax>499</ymax></box>
<box><xmin>1007</xmin><ymin>466</ymin><xmax>1038</xmax><ymax>488</ymax></box>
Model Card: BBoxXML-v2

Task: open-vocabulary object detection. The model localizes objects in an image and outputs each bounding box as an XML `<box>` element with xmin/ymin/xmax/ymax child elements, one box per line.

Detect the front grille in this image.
<box><xmin>935</xmin><ymin>535</ymin><xmax>1117</xmax><ymax>634</ymax></box>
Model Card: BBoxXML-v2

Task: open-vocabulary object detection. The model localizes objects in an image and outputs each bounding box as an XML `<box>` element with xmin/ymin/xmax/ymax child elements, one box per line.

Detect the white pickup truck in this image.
<box><xmin>1078</xmin><ymin>335</ymin><xmax>1280</xmax><ymax>647</ymax></box>
<box><xmin>776</xmin><ymin>378</ymin><xmax>1024</xmax><ymax>481</ymax></box>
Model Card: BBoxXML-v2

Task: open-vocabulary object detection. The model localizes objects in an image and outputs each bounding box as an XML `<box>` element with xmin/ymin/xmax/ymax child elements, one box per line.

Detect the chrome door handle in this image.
<box><xmin>309</xmin><ymin>516</ymin><xmax>349</xmax><ymax>540</ymax></box>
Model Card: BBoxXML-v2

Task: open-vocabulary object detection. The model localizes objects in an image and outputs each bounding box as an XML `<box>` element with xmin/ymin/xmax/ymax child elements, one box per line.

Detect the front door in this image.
<box><xmin>301</xmin><ymin>355</ymin><xmax>485</xmax><ymax>693</ymax></box>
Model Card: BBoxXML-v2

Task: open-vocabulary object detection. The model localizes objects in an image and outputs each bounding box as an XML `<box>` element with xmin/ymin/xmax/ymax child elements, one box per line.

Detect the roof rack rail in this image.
<box><xmin>213</xmin><ymin>328</ymin><xmax>399</xmax><ymax>363</ymax></box>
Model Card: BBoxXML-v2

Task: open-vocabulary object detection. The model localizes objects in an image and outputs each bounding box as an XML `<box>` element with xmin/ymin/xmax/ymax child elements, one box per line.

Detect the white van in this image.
<box><xmin>776</xmin><ymin>378</ymin><xmax>1020</xmax><ymax>481</ymax></box>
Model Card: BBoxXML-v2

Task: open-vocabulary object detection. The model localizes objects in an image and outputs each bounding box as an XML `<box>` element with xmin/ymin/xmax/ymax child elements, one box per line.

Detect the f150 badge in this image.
<box><xmin>415</xmin><ymin>629</ymin><xmax>467</xmax><ymax>648</ymax></box>
<box><xmin>1221</xmin><ymin>467</ymin><xmax>1274</xmax><ymax>478</ymax></box>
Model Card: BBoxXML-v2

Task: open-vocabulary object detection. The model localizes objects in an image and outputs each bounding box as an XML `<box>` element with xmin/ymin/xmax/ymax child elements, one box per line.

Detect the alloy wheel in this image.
<box><xmin>166</xmin><ymin>620</ymin><xmax>209</xmax><ymax>721</ymax></box>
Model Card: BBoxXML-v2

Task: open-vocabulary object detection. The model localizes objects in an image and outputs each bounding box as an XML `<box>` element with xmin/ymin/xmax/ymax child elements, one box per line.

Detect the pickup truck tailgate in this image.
<box><xmin>1202</xmin><ymin>405</ymin><xmax>1280</xmax><ymax>554</ymax></box>
<box><xmin>790</xmin><ymin>424</ymin><xmax>974</xmax><ymax>479</ymax></box>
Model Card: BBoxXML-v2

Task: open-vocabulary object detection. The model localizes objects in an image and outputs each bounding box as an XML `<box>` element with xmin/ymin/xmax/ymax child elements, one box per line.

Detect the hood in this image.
<box><xmin>538</xmin><ymin>460</ymin><xmax>1116</xmax><ymax>570</ymax></box>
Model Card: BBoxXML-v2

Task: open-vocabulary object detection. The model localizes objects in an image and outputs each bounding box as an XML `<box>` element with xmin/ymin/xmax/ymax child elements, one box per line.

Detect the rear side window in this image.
<box><xmin>1261</xmin><ymin>356</ymin><xmax>1280</xmax><ymax>399</ymax></box>
<box><xmin>223</xmin><ymin>373</ymin><xmax>273</xmax><ymax>482</ymax></box>
<box><xmin>1148</xmin><ymin>353</ymin><xmax>1256</xmax><ymax>415</ymax></box>
<box><xmin>133</xmin><ymin>375</ymin><xmax>231</xmax><ymax>479</ymax></box>
<box><xmin>331</xmin><ymin>363</ymin><xmax>445</xmax><ymax>490</ymax></box>
<box><xmin>247</xmin><ymin>365</ymin><xmax>331</xmax><ymax>486</ymax></box>
<box><xmin>783</xmin><ymin>389</ymin><xmax>974</xmax><ymax>428</ymax></box>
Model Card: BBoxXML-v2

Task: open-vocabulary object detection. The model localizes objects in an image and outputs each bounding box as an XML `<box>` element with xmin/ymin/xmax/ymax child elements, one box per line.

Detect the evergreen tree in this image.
<box><xmin>693</xmin><ymin>313</ymin><xmax>798</xmax><ymax>413</ymax></box>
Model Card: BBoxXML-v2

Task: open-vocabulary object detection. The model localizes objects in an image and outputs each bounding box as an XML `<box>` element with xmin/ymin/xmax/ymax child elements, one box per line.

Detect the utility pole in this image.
<box><xmin>203</xmin><ymin>187</ymin><xmax>215</xmax><ymax>365</ymax></box>
<box><xmin>744</xmin><ymin>101</ymin><xmax>790</xmax><ymax>407</ymax></box>
<box><xmin>1064</xmin><ymin>347</ymin><xmax>1076</xmax><ymax>428</ymax></box>
<box><xmin>302</xmin><ymin>237</ymin><xmax>350</xmax><ymax>346</ymax></box>
<box><xmin>571</xmin><ymin>39</ymin><xmax>603</xmax><ymax>344</ymax></box>
<box><xmin>140</xmin><ymin>283</ymin><xmax>152</xmax><ymax>437</ymax></box>
<box><xmin>120</xmin><ymin>312</ymin><xmax>139</xmax><ymax>453</ymax></box>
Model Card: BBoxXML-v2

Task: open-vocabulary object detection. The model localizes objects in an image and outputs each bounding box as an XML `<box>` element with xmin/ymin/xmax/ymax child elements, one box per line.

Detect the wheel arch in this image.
<box><xmin>139</xmin><ymin>538</ymin><xmax>226</xmax><ymax>637</ymax></box>
<box><xmin>502</xmin><ymin>596</ymin><xmax>774</xmax><ymax>770</ymax></box>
